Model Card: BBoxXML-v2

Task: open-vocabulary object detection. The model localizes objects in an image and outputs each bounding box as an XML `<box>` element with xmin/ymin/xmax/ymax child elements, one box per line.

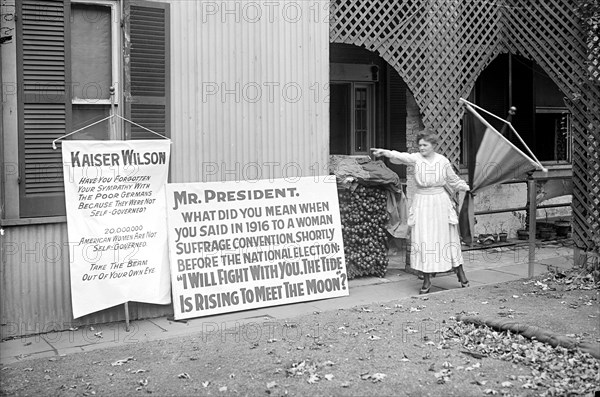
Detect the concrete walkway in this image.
<box><xmin>0</xmin><ymin>241</ymin><xmax>574</xmax><ymax>366</ymax></box>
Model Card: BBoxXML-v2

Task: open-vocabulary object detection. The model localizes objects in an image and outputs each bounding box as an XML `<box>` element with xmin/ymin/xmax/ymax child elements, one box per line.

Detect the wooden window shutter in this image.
<box><xmin>124</xmin><ymin>1</ymin><xmax>170</xmax><ymax>140</ymax></box>
<box><xmin>16</xmin><ymin>0</ymin><xmax>70</xmax><ymax>217</ymax></box>
<box><xmin>386</xmin><ymin>65</ymin><xmax>407</xmax><ymax>179</ymax></box>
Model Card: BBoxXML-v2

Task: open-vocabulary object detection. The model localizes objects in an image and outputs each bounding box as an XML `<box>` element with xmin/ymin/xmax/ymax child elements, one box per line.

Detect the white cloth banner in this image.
<box><xmin>166</xmin><ymin>176</ymin><xmax>349</xmax><ymax>320</ymax></box>
<box><xmin>62</xmin><ymin>140</ymin><xmax>171</xmax><ymax>318</ymax></box>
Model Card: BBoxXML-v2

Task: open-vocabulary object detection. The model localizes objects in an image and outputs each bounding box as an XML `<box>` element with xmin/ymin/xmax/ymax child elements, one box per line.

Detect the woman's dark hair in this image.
<box><xmin>416</xmin><ymin>129</ymin><xmax>439</xmax><ymax>146</ymax></box>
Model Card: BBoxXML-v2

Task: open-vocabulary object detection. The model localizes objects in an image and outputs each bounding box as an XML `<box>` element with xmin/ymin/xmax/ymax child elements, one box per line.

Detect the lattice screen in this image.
<box><xmin>577</xmin><ymin>2</ymin><xmax>600</xmax><ymax>250</ymax></box>
<box><xmin>503</xmin><ymin>0</ymin><xmax>599</xmax><ymax>250</ymax></box>
<box><xmin>330</xmin><ymin>0</ymin><xmax>504</xmax><ymax>162</ymax></box>
<box><xmin>329</xmin><ymin>0</ymin><xmax>600</xmax><ymax>250</ymax></box>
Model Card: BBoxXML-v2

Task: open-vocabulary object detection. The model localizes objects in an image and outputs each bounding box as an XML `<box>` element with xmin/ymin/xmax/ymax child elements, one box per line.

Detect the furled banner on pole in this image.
<box><xmin>458</xmin><ymin>99</ymin><xmax>544</xmax><ymax>245</ymax></box>
<box><xmin>62</xmin><ymin>140</ymin><xmax>171</xmax><ymax>318</ymax></box>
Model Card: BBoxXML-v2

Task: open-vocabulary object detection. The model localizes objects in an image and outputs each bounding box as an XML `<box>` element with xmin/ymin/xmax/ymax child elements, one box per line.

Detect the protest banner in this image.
<box><xmin>62</xmin><ymin>140</ymin><xmax>171</xmax><ymax>318</ymax></box>
<box><xmin>166</xmin><ymin>176</ymin><xmax>348</xmax><ymax>319</ymax></box>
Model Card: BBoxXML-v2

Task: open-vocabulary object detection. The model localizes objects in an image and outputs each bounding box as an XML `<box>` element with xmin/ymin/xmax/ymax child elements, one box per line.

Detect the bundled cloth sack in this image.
<box><xmin>330</xmin><ymin>156</ymin><xmax>408</xmax><ymax>239</ymax></box>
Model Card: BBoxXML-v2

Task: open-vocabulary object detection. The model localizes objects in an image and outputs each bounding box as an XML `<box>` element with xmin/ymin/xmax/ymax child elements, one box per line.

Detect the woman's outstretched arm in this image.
<box><xmin>371</xmin><ymin>148</ymin><xmax>415</xmax><ymax>165</ymax></box>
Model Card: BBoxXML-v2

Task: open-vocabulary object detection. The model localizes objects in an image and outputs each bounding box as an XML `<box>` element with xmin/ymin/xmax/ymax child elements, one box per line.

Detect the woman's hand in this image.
<box><xmin>371</xmin><ymin>148</ymin><xmax>389</xmax><ymax>157</ymax></box>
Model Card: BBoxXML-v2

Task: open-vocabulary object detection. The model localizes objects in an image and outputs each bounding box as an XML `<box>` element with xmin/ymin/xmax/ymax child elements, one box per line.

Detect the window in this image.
<box><xmin>329</xmin><ymin>82</ymin><xmax>375</xmax><ymax>155</ymax></box>
<box><xmin>15</xmin><ymin>0</ymin><xmax>169</xmax><ymax>218</ymax></box>
<box><xmin>70</xmin><ymin>1</ymin><xmax>120</xmax><ymax>140</ymax></box>
<box><xmin>461</xmin><ymin>54</ymin><xmax>572</xmax><ymax>166</ymax></box>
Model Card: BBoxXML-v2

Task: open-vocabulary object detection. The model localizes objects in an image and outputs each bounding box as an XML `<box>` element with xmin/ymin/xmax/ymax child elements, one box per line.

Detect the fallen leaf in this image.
<box><xmin>370</xmin><ymin>373</ymin><xmax>386</xmax><ymax>382</ymax></box>
<box><xmin>201</xmin><ymin>381</ymin><xmax>210</xmax><ymax>388</ymax></box>
<box><xmin>434</xmin><ymin>369</ymin><xmax>451</xmax><ymax>384</ymax></box>
<box><xmin>266</xmin><ymin>381</ymin><xmax>277</xmax><ymax>389</ymax></box>
<box><xmin>111</xmin><ymin>357</ymin><xmax>134</xmax><ymax>366</ymax></box>
<box><xmin>434</xmin><ymin>369</ymin><xmax>451</xmax><ymax>377</ymax></box>
<box><xmin>132</xmin><ymin>369</ymin><xmax>146</xmax><ymax>374</ymax></box>
<box><xmin>307</xmin><ymin>374</ymin><xmax>319</xmax><ymax>384</ymax></box>
<box><xmin>501</xmin><ymin>381</ymin><xmax>513</xmax><ymax>388</ymax></box>
<box><xmin>177</xmin><ymin>373</ymin><xmax>190</xmax><ymax>379</ymax></box>
<box><xmin>461</xmin><ymin>350</ymin><xmax>487</xmax><ymax>359</ymax></box>
<box><xmin>324</xmin><ymin>374</ymin><xmax>334</xmax><ymax>381</ymax></box>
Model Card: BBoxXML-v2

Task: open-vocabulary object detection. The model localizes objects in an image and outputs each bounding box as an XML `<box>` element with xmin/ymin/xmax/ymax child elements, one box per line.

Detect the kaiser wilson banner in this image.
<box><xmin>62</xmin><ymin>140</ymin><xmax>171</xmax><ymax>318</ymax></box>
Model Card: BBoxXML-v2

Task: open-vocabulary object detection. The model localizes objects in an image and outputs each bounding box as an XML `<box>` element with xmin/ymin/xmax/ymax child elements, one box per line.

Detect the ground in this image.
<box><xmin>1</xmin><ymin>268</ymin><xmax>598</xmax><ymax>397</ymax></box>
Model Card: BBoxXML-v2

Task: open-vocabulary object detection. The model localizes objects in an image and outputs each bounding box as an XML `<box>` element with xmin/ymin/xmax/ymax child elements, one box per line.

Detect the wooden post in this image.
<box><xmin>574</xmin><ymin>246</ymin><xmax>587</xmax><ymax>268</ymax></box>
<box><xmin>527</xmin><ymin>173</ymin><xmax>537</xmax><ymax>278</ymax></box>
<box><xmin>124</xmin><ymin>302</ymin><xmax>130</xmax><ymax>332</ymax></box>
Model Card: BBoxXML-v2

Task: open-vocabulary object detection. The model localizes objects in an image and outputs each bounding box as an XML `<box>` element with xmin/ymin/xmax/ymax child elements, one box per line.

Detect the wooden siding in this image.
<box><xmin>168</xmin><ymin>0</ymin><xmax>331</xmax><ymax>183</ymax></box>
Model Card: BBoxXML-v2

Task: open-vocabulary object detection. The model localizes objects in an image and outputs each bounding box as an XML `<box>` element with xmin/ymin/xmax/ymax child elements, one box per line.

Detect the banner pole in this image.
<box><xmin>109</xmin><ymin>86</ymin><xmax>117</xmax><ymax>140</ymax></box>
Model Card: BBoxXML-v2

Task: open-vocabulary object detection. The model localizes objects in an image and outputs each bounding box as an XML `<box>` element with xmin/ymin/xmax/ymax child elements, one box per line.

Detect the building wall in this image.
<box><xmin>474</xmin><ymin>184</ymin><xmax>571</xmax><ymax>239</ymax></box>
<box><xmin>1</xmin><ymin>0</ymin><xmax>331</xmax><ymax>338</ymax></box>
<box><xmin>166</xmin><ymin>0</ymin><xmax>331</xmax><ymax>183</ymax></box>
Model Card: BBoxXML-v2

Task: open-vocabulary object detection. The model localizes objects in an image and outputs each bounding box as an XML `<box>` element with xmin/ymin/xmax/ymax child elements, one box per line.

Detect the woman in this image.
<box><xmin>371</xmin><ymin>130</ymin><xmax>470</xmax><ymax>294</ymax></box>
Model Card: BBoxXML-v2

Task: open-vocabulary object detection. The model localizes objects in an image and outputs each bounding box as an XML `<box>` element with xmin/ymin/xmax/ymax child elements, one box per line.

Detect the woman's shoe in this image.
<box><xmin>456</xmin><ymin>265</ymin><xmax>469</xmax><ymax>287</ymax></box>
<box><xmin>420</xmin><ymin>273</ymin><xmax>432</xmax><ymax>294</ymax></box>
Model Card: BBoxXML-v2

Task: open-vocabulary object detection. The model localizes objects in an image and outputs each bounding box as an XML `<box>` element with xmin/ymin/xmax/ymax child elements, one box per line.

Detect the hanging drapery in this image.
<box><xmin>458</xmin><ymin>99</ymin><xmax>545</xmax><ymax>245</ymax></box>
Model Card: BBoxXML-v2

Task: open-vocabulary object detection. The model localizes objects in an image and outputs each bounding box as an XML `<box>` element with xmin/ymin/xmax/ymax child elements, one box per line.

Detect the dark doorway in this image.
<box><xmin>330</xmin><ymin>83</ymin><xmax>351</xmax><ymax>154</ymax></box>
<box><xmin>329</xmin><ymin>43</ymin><xmax>408</xmax><ymax>177</ymax></box>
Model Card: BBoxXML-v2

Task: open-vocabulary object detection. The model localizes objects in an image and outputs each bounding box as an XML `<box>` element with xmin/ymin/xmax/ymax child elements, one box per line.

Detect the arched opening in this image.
<box><xmin>462</xmin><ymin>53</ymin><xmax>572</xmax><ymax>165</ymax></box>
<box><xmin>329</xmin><ymin>43</ymin><xmax>411</xmax><ymax>178</ymax></box>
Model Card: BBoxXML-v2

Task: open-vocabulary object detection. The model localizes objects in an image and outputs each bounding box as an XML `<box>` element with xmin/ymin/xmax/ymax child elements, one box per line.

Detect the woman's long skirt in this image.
<box><xmin>408</xmin><ymin>188</ymin><xmax>463</xmax><ymax>273</ymax></box>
